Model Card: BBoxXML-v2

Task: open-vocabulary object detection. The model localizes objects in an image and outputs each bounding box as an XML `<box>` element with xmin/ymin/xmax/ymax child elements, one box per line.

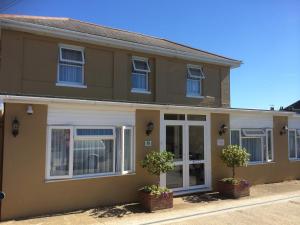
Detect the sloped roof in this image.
<box><xmin>285</xmin><ymin>100</ymin><xmax>300</xmax><ymax>112</ymax></box>
<box><xmin>0</xmin><ymin>14</ymin><xmax>241</xmax><ymax>67</ymax></box>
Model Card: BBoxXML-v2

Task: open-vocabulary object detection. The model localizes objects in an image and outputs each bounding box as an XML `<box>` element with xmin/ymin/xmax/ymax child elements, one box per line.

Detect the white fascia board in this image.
<box><xmin>0</xmin><ymin>19</ymin><xmax>241</xmax><ymax>68</ymax></box>
<box><xmin>0</xmin><ymin>94</ymin><xmax>294</xmax><ymax>117</ymax></box>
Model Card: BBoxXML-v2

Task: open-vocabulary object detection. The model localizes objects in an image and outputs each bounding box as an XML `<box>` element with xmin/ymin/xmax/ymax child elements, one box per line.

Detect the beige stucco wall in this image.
<box><xmin>0</xmin><ymin>29</ymin><xmax>230</xmax><ymax>107</ymax></box>
<box><xmin>1</xmin><ymin>103</ymin><xmax>160</xmax><ymax>220</ymax></box>
<box><xmin>211</xmin><ymin>114</ymin><xmax>300</xmax><ymax>189</ymax></box>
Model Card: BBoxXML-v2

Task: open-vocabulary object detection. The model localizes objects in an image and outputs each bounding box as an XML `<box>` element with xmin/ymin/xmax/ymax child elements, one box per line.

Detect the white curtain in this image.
<box><xmin>289</xmin><ymin>131</ymin><xmax>296</xmax><ymax>158</ymax></box>
<box><xmin>50</xmin><ymin>129</ymin><xmax>70</xmax><ymax>176</ymax></box>
<box><xmin>124</xmin><ymin>129</ymin><xmax>132</xmax><ymax>171</ymax></box>
<box><xmin>132</xmin><ymin>72</ymin><xmax>147</xmax><ymax>90</ymax></box>
<box><xmin>242</xmin><ymin>138</ymin><xmax>262</xmax><ymax>162</ymax></box>
<box><xmin>73</xmin><ymin>139</ymin><xmax>114</xmax><ymax>175</ymax></box>
<box><xmin>187</xmin><ymin>79</ymin><xmax>200</xmax><ymax>95</ymax></box>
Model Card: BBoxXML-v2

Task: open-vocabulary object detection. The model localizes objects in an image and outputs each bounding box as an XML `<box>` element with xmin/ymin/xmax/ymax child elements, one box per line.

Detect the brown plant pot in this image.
<box><xmin>217</xmin><ymin>180</ymin><xmax>250</xmax><ymax>199</ymax></box>
<box><xmin>139</xmin><ymin>190</ymin><xmax>173</xmax><ymax>212</ymax></box>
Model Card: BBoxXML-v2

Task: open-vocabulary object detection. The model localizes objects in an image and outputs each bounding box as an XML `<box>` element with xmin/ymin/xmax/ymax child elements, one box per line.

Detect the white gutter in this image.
<box><xmin>0</xmin><ymin>19</ymin><xmax>242</xmax><ymax>68</ymax></box>
<box><xmin>0</xmin><ymin>95</ymin><xmax>295</xmax><ymax>116</ymax></box>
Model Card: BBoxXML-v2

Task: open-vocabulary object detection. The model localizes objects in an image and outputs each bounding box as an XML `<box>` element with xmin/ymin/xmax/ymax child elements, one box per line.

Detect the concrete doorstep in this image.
<box><xmin>2</xmin><ymin>180</ymin><xmax>300</xmax><ymax>225</ymax></box>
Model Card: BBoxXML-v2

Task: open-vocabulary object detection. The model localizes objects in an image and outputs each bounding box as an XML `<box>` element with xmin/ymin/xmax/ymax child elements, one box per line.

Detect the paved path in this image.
<box><xmin>161</xmin><ymin>197</ymin><xmax>300</xmax><ymax>225</ymax></box>
<box><xmin>2</xmin><ymin>181</ymin><xmax>300</xmax><ymax>225</ymax></box>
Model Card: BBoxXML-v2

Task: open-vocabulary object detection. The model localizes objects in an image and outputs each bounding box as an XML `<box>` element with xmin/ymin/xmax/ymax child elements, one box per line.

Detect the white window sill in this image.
<box><xmin>248</xmin><ymin>161</ymin><xmax>275</xmax><ymax>166</ymax></box>
<box><xmin>186</xmin><ymin>95</ymin><xmax>204</xmax><ymax>99</ymax></box>
<box><xmin>289</xmin><ymin>158</ymin><xmax>300</xmax><ymax>162</ymax></box>
<box><xmin>131</xmin><ymin>89</ymin><xmax>151</xmax><ymax>94</ymax></box>
<box><xmin>45</xmin><ymin>172</ymin><xmax>136</xmax><ymax>183</ymax></box>
<box><xmin>56</xmin><ymin>83</ymin><xmax>87</xmax><ymax>88</ymax></box>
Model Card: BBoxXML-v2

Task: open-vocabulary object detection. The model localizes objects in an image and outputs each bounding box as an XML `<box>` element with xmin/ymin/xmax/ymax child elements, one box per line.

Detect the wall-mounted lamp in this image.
<box><xmin>27</xmin><ymin>105</ymin><xmax>34</xmax><ymax>115</ymax></box>
<box><xmin>146</xmin><ymin>122</ymin><xmax>154</xmax><ymax>136</ymax></box>
<box><xmin>280</xmin><ymin>125</ymin><xmax>288</xmax><ymax>135</ymax></box>
<box><xmin>12</xmin><ymin>117</ymin><xmax>20</xmax><ymax>137</ymax></box>
<box><xmin>219</xmin><ymin>124</ymin><xmax>228</xmax><ymax>136</ymax></box>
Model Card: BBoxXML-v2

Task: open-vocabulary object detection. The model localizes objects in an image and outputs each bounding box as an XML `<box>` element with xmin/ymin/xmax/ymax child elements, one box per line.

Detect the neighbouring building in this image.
<box><xmin>285</xmin><ymin>100</ymin><xmax>300</xmax><ymax>113</ymax></box>
<box><xmin>0</xmin><ymin>14</ymin><xmax>299</xmax><ymax>220</ymax></box>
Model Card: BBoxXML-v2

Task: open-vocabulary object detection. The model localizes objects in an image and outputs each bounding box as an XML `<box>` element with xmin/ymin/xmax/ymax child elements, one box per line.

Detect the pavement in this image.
<box><xmin>2</xmin><ymin>180</ymin><xmax>300</xmax><ymax>225</ymax></box>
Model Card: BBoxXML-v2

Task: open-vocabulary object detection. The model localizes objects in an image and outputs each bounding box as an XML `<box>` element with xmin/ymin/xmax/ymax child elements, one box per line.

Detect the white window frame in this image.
<box><xmin>186</xmin><ymin>64</ymin><xmax>205</xmax><ymax>98</ymax></box>
<box><xmin>57</xmin><ymin>44</ymin><xmax>86</xmax><ymax>88</ymax></box>
<box><xmin>131</xmin><ymin>56</ymin><xmax>151</xmax><ymax>94</ymax></box>
<box><xmin>46</xmin><ymin>126</ymin><xmax>135</xmax><ymax>181</ymax></box>
<box><xmin>73</xmin><ymin>126</ymin><xmax>116</xmax><ymax>177</ymax></box>
<box><xmin>121</xmin><ymin>126</ymin><xmax>134</xmax><ymax>174</ymax></box>
<box><xmin>288</xmin><ymin>129</ymin><xmax>300</xmax><ymax>160</ymax></box>
<box><xmin>230</xmin><ymin>128</ymin><xmax>273</xmax><ymax>164</ymax></box>
<box><xmin>46</xmin><ymin>126</ymin><xmax>74</xmax><ymax>180</ymax></box>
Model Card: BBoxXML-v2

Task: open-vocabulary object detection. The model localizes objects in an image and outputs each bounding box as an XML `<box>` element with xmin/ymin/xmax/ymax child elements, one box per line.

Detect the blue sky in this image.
<box><xmin>1</xmin><ymin>0</ymin><xmax>299</xmax><ymax>109</ymax></box>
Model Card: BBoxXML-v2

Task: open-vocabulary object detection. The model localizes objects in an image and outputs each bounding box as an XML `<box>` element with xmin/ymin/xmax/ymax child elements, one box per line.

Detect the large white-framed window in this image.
<box><xmin>46</xmin><ymin>126</ymin><xmax>134</xmax><ymax>180</ymax></box>
<box><xmin>288</xmin><ymin>129</ymin><xmax>300</xmax><ymax>160</ymax></box>
<box><xmin>57</xmin><ymin>44</ymin><xmax>86</xmax><ymax>88</ymax></box>
<box><xmin>131</xmin><ymin>56</ymin><xmax>151</xmax><ymax>93</ymax></box>
<box><xmin>186</xmin><ymin>64</ymin><xmax>205</xmax><ymax>98</ymax></box>
<box><xmin>230</xmin><ymin>128</ymin><xmax>273</xmax><ymax>163</ymax></box>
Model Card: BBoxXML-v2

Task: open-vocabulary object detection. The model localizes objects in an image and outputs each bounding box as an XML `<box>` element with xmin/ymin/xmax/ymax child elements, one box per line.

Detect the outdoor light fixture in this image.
<box><xmin>146</xmin><ymin>122</ymin><xmax>154</xmax><ymax>136</ymax></box>
<box><xmin>219</xmin><ymin>124</ymin><xmax>228</xmax><ymax>136</ymax></box>
<box><xmin>26</xmin><ymin>105</ymin><xmax>34</xmax><ymax>115</ymax></box>
<box><xmin>280</xmin><ymin>125</ymin><xmax>288</xmax><ymax>135</ymax></box>
<box><xmin>12</xmin><ymin>117</ymin><xmax>20</xmax><ymax>137</ymax></box>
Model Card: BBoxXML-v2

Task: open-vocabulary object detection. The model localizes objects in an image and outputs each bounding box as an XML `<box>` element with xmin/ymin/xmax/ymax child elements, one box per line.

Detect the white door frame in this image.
<box><xmin>159</xmin><ymin>110</ymin><xmax>211</xmax><ymax>194</ymax></box>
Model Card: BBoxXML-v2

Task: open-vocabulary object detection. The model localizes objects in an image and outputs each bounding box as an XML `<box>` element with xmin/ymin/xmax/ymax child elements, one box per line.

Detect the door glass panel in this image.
<box><xmin>189</xmin><ymin>126</ymin><xmax>204</xmax><ymax>160</ymax></box>
<box><xmin>166</xmin><ymin>126</ymin><xmax>183</xmax><ymax>161</ymax></box>
<box><xmin>166</xmin><ymin>165</ymin><xmax>183</xmax><ymax>189</ymax></box>
<box><xmin>189</xmin><ymin>163</ymin><xmax>205</xmax><ymax>186</ymax></box>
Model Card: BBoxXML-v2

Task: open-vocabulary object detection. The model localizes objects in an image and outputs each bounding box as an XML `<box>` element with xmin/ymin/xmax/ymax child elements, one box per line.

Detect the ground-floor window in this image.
<box><xmin>230</xmin><ymin>128</ymin><xmax>273</xmax><ymax>163</ymax></box>
<box><xmin>47</xmin><ymin>126</ymin><xmax>134</xmax><ymax>180</ymax></box>
<box><xmin>288</xmin><ymin>129</ymin><xmax>300</xmax><ymax>160</ymax></box>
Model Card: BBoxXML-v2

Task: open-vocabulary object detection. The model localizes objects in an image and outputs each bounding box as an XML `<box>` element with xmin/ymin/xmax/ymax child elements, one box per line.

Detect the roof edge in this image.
<box><xmin>0</xmin><ymin>18</ymin><xmax>242</xmax><ymax>68</ymax></box>
<box><xmin>0</xmin><ymin>94</ymin><xmax>295</xmax><ymax>116</ymax></box>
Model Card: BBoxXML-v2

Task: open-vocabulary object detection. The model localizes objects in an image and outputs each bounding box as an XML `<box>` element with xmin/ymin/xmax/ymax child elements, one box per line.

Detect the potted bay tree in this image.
<box><xmin>139</xmin><ymin>151</ymin><xmax>174</xmax><ymax>211</ymax></box>
<box><xmin>218</xmin><ymin>145</ymin><xmax>251</xmax><ymax>198</ymax></box>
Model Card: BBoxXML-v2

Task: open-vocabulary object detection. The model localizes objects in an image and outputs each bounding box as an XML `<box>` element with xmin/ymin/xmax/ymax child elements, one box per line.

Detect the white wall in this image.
<box><xmin>288</xmin><ymin>116</ymin><xmax>300</xmax><ymax>129</ymax></box>
<box><xmin>230</xmin><ymin>113</ymin><xmax>273</xmax><ymax>129</ymax></box>
<box><xmin>47</xmin><ymin>104</ymin><xmax>135</xmax><ymax>126</ymax></box>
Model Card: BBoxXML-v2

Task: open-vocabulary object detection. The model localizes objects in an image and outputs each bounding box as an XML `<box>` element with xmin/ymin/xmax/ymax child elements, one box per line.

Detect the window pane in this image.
<box><xmin>242</xmin><ymin>138</ymin><xmax>262</xmax><ymax>162</ymax></box>
<box><xmin>59</xmin><ymin>64</ymin><xmax>83</xmax><ymax>84</ymax></box>
<box><xmin>189</xmin><ymin>126</ymin><xmax>204</xmax><ymax>160</ymax></box>
<box><xmin>76</xmin><ymin>128</ymin><xmax>113</xmax><ymax>136</ymax></box>
<box><xmin>231</xmin><ymin>130</ymin><xmax>240</xmax><ymax>145</ymax></box>
<box><xmin>132</xmin><ymin>73</ymin><xmax>147</xmax><ymax>90</ymax></box>
<box><xmin>242</xmin><ymin>129</ymin><xmax>265</xmax><ymax>137</ymax></box>
<box><xmin>50</xmin><ymin>129</ymin><xmax>70</xmax><ymax>176</ymax></box>
<box><xmin>189</xmin><ymin>164</ymin><xmax>205</xmax><ymax>186</ymax></box>
<box><xmin>164</xmin><ymin>114</ymin><xmax>185</xmax><ymax>120</ymax></box>
<box><xmin>73</xmin><ymin>139</ymin><xmax>114</xmax><ymax>175</ymax></box>
<box><xmin>133</xmin><ymin>60</ymin><xmax>150</xmax><ymax>71</ymax></box>
<box><xmin>124</xmin><ymin>129</ymin><xmax>132</xmax><ymax>171</ymax></box>
<box><xmin>166</xmin><ymin>125</ymin><xmax>183</xmax><ymax>161</ymax></box>
<box><xmin>61</xmin><ymin>48</ymin><xmax>83</xmax><ymax>62</ymax></box>
<box><xmin>267</xmin><ymin>130</ymin><xmax>273</xmax><ymax>161</ymax></box>
<box><xmin>188</xmin><ymin>67</ymin><xmax>202</xmax><ymax>78</ymax></box>
<box><xmin>187</xmin><ymin>114</ymin><xmax>206</xmax><ymax>121</ymax></box>
<box><xmin>166</xmin><ymin>165</ymin><xmax>183</xmax><ymax>189</ymax></box>
<box><xmin>289</xmin><ymin>131</ymin><xmax>296</xmax><ymax>158</ymax></box>
<box><xmin>187</xmin><ymin>79</ymin><xmax>200</xmax><ymax>96</ymax></box>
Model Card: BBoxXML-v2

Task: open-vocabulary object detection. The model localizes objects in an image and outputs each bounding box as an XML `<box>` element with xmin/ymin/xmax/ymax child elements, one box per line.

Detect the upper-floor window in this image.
<box><xmin>131</xmin><ymin>56</ymin><xmax>151</xmax><ymax>93</ymax></box>
<box><xmin>288</xmin><ymin>129</ymin><xmax>300</xmax><ymax>160</ymax></box>
<box><xmin>186</xmin><ymin>64</ymin><xmax>205</xmax><ymax>98</ymax></box>
<box><xmin>57</xmin><ymin>44</ymin><xmax>85</xmax><ymax>87</ymax></box>
<box><xmin>230</xmin><ymin>128</ymin><xmax>273</xmax><ymax>163</ymax></box>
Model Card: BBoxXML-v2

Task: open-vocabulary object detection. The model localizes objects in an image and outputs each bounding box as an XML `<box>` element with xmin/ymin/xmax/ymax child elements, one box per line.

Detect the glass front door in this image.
<box><xmin>163</xmin><ymin>119</ymin><xmax>209</xmax><ymax>192</ymax></box>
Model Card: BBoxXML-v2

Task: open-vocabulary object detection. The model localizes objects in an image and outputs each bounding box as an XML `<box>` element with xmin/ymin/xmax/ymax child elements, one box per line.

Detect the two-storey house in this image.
<box><xmin>0</xmin><ymin>15</ymin><xmax>299</xmax><ymax>220</ymax></box>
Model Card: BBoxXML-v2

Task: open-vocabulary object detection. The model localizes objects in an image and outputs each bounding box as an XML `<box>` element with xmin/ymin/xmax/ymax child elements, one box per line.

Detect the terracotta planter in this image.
<box><xmin>217</xmin><ymin>180</ymin><xmax>250</xmax><ymax>198</ymax></box>
<box><xmin>139</xmin><ymin>190</ymin><xmax>173</xmax><ymax>211</ymax></box>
